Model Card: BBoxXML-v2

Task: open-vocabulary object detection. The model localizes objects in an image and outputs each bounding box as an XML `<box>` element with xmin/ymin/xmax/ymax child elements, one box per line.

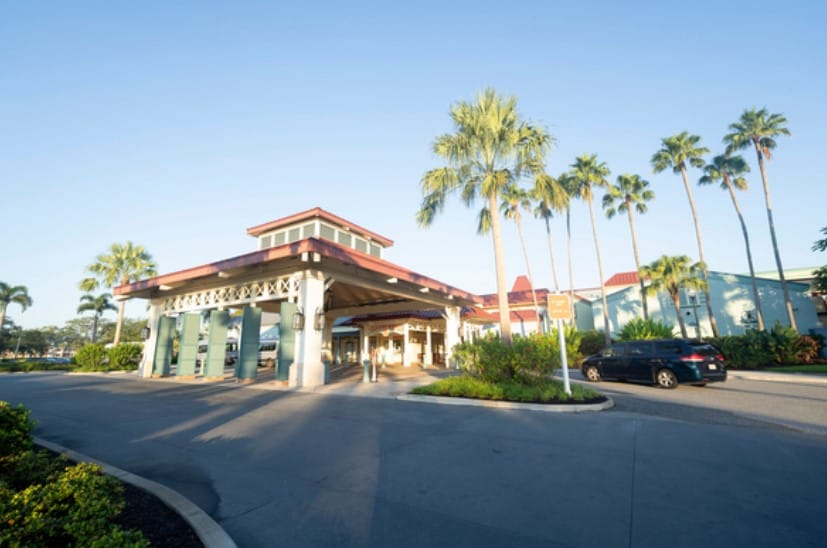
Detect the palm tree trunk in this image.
<box><xmin>489</xmin><ymin>193</ymin><xmax>513</xmax><ymax>344</ymax></box>
<box><xmin>114</xmin><ymin>300</ymin><xmax>125</xmax><ymax>346</ymax></box>
<box><xmin>0</xmin><ymin>304</ymin><xmax>6</xmax><ymax>331</ymax></box>
<box><xmin>544</xmin><ymin>217</ymin><xmax>560</xmax><ymax>291</ymax></box>
<box><xmin>515</xmin><ymin>218</ymin><xmax>541</xmax><ymax>333</ymax></box>
<box><xmin>724</xmin><ymin>177</ymin><xmax>765</xmax><ymax>331</ymax></box>
<box><xmin>566</xmin><ymin>207</ymin><xmax>575</xmax><ymax>323</ymax></box>
<box><xmin>91</xmin><ymin>315</ymin><xmax>99</xmax><ymax>343</ymax></box>
<box><xmin>680</xmin><ymin>167</ymin><xmax>719</xmax><ymax>337</ymax></box>
<box><xmin>672</xmin><ymin>293</ymin><xmax>688</xmax><ymax>337</ymax></box>
<box><xmin>754</xmin><ymin>144</ymin><xmax>797</xmax><ymax>331</ymax></box>
<box><xmin>625</xmin><ymin>199</ymin><xmax>648</xmax><ymax>320</ymax></box>
<box><xmin>587</xmin><ymin>198</ymin><xmax>612</xmax><ymax>345</ymax></box>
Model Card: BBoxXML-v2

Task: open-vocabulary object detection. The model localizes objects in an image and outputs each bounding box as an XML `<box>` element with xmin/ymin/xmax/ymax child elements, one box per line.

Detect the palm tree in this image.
<box><xmin>81</xmin><ymin>241</ymin><xmax>157</xmax><ymax>345</ymax></box>
<box><xmin>501</xmin><ymin>185</ymin><xmax>541</xmax><ymax>328</ymax></box>
<box><xmin>0</xmin><ymin>283</ymin><xmax>33</xmax><ymax>331</ymax></box>
<box><xmin>533</xmin><ymin>174</ymin><xmax>569</xmax><ymax>292</ymax></box>
<box><xmin>558</xmin><ymin>173</ymin><xmax>579</xmax><ymax>321</ymax></box>
<box><xmin>417</xmin><ymin>89</ymin><xmax>553</xmax><ymax>343</ymax></box>
<box><xmin>77</xmin><ymin>293</ymin><xmax>117</xmax><ymax>343</ymax></box>
<box><xmin>724</xmin><ymin>108</ymin><xmax>796</xmax><ymax>330</ymax></box>
<box><xmin>699</xmin><ymin>154</ymin><xmax>765</xmax><ymax>330</ymax></box>
<box><xmin>602</xmin><ymin>174</ymin><xmax>655</xmax><ymax>320</ymax></box>
<box><xmin>569</xmin><ymin>154</ymin><xmax>612</xmax><ymax>345</ymax></box>
<box><xmin>651</xmin><ymin>131</ymin><xmax>718</xmax><ymax>337</ymax></box>
<box><xmin>640</xmin><ymin>255</ymin><xmax>707</xmax><ymax>338</ymax></box>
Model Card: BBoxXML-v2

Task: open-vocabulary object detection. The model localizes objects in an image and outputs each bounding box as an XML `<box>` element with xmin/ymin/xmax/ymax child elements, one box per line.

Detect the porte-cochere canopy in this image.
<box><xmin>115</xmin><ymin>208</ymin><xmax>491</xmax><ymax>388</ymax></box>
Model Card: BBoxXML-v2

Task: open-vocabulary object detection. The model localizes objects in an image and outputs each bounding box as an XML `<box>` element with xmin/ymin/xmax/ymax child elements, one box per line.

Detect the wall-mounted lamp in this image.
<box><xmin>140</xmin><ymin>326</ymin><xmax>151</xmax><ymax>340</ymax></box>
<box><xmin>292</xmin><ymin>308</ymin><xmax>305</xmax><ymax>330</ymax></box>
<box><xmin>314</xmin><ymin>307</ymin><xmax>325</xmax><ymax>331</ymax></box>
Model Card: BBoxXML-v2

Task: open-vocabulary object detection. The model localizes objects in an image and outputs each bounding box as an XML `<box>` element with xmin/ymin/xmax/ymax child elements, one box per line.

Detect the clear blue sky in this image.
<box><xmin>2</xmin><ymin>0</ymin><xmax>825</xmax><ymax>329</ymax></box>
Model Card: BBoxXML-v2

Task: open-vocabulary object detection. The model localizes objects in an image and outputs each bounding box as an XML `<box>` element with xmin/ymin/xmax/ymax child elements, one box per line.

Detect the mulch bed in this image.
<box><xmin>116</xmin><ymin>481</ymin><xmax>204</xmax><ymax>547</ymax></box>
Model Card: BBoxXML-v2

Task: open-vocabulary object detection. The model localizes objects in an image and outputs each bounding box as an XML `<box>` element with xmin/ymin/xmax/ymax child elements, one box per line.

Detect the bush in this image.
<box><xmin>618</xmin><ymin>318</ymin><xmax>675</xmax><ymax>340</ymax></box>
<box><xmin>74</xmin><ymin>343</ymin><xmax>108</xmax><ymax>371</ymax></box>
<box><xmin>107</xmin><ymin>344</ymin><xmax>143</xmax><ymax>370</ymax></box>
<box><xmin>579</xmin><ymin>329</ymin><xmax>607</xmax><ymax>358</ymax></box>
<box><xmin>0</xmin><ymin>402</ymin><xmax>34</xmax><ymax>458</ymax></box>
<box><xmin>411</xmin><ymin>374</ymin><xmax>601</xmax><ymax>403</ymax></box>
<box><xmin>709</xmin><ymin>322</ymin><xmax>821</xmax><ymax>369</ymax></box>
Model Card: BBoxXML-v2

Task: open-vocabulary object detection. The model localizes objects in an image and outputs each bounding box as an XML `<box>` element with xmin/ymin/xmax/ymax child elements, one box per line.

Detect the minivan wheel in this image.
<box><xmin>584</xmin><ymin>365</ymin><xmax>602</xmax><ymax>382</ymax></box>
<box><xmin>655</xmin><ymin>369</ymin><xmax>678</xmax><ymax>389</ymax></box>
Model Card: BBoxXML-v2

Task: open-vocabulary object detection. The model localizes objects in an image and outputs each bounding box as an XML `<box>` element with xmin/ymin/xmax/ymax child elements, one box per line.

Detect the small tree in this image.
<box><xmin>640</xmin><ymin>255</ymin><xmax>707</xmax><ymax>338</ymax></box>
<box><xmin>77</xmin><ymin>294</ymin><xmax>117</xmax><ymax>343</ymax></box>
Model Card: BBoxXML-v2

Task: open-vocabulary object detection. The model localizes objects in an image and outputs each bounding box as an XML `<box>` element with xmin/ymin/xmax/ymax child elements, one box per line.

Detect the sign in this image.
<box><xmin>547</xmin><ymin>294</ymin><xmax>572</xmax><ymax>320</ymax></box>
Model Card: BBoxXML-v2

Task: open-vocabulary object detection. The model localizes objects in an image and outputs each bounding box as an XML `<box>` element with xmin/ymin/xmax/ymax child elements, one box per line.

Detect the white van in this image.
<box><xmin>196</xmin><ymin>339</ymin><xmax>238</xmax><ymax>368</ymax></box>
<box><xmin>258</xmin><ymin>340</ymin><xmax>278</xmax><ymax>368</ymax></box>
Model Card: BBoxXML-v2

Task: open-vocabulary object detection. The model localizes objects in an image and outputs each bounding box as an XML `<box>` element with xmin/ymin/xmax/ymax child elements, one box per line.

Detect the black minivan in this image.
<box><xmin>581</xmin><ymin>339</ymin><xmax>727</xmax><ymax>389</ymax></box>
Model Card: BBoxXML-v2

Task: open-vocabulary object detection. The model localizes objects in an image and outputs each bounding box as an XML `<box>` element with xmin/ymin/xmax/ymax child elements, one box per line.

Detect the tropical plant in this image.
<box><xmin>812</xmin><ymin>226</ymin><xmax>827</xmax><ymax>293</ymax></box>
<box><xmin>77</xmin><ymin>293</ymin><xmax>117</xmax><ymax>343</ymax></box>
<box><xmin>602</xmin><ymin>174</ymin><xmax>655</xmax><ymax>319</ymax></box>
<box><xmin>533</xmin><ymin>173</ymin><xmax>569</xmax><ymax>292</ymax></box>
<box><xmin>724</xmin><ymin>108</ymin><xmax>795</xmax><ymax>330</ymax></box>
<box><xmin>0</xmin><ymin>283</ymin><xmax>33</xmax><ymax>332</ymax></box>
<box><xmin>651</xmin><ymin>131</ymin><xmax>718</xmax><ymax>336</ymax></box>
<box><xmin>107</xmin><ymin>343</ymin><xmax>143</xmax><ymax>370</ymax></box>
<box><xmin>699</xmin><ymin>154</ymin><xmax>765</xmax><ymax>330</ymax></box>
<box><xmin>558</xmin><ymin>173</ymin><xmax>579</xmax><ymax>321</ymax></box>
<box><xmin>569</xmin><ymin>154</ymin><xmax>612</xmax><ymax>344</ymax></box>
<box><xmin>74</xmin><ymin>343</ymin><xmax>108</xmax><ymax>371</ymax></box>
<box><xmin>640</xmin><ymin>255</ymin><xmax>707</xmax><ymax>338</ymax></box>
<box><xmin>416</xmin><ymin>89</ymin><xmax>553</xmax><ymax>343</ymax></box>
<box><xmin>500</xmin><ymin>185</ymin><xmax>540</xmax><ymax>325</ymax></box>
<box><xmin>618</xmin><ymin>318</ymin><xmax>674</xmax><ymax>340</ymax></box>
<box><xmin>80</xmin><ymin>242</ymin><xmax>157</xmax><ymax>346</ymax></box>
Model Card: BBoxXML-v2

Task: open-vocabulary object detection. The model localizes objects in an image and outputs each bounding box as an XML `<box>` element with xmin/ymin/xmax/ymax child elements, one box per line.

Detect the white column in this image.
<box><xmin>444</xmin><ymin>306</ymin><xmax>461</xmax><ymax>369</ymax></box>
<box><xmin>139</xmin><ymin>299</ymin><xmax>164</xmax><ymax>378</ymax></box>
<box><xmin>292</xmin><ymin>271</ymin><xmax>326</xmax><ymax>388</ymax></box>
<box><xmin>402</xmin><ymin>323</ymin><xmax>410</xmax><ymax>367</ymax></box>
<box><xmin>424</xmin><ymin>325</ymin><xmax>433</xmax><ymax>367</ymax></box>
<box><xmin>361</xmin><ymin>328</ymin><xmax>368</xmax><ymax>363</ymax></box>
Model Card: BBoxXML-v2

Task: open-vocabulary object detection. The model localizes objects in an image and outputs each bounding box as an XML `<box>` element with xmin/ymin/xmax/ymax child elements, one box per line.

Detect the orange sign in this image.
<box><xmin>547</xmin><ymin>294</ymin><xmax>572</xmax><ymax>320</ymax></box>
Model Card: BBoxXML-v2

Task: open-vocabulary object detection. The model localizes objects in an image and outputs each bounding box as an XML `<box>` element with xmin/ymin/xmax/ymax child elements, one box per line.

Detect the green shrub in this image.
<box><xmin>0</xmin><ymin>462</ymin><xmax>148</xmax><ymax>547</ymax></box>
<box><xmin>411</xmin><ymin>374</ymin><xmax>600</xmax><ymax>402</ymax></box>
<box><xmin>0</xmin><ymin>449</ymin><xmax>69</xmax><ymax>491</ymax></box>
<box><xmin>0</xmin><ymin>402</ymin><xmax>34</xmax><ymax>458</ymax></box>
<box><xmin>579</xmin><ymin>329</ymin><xmax>607</xmax><ymax>357</ymax></box>
<box><xmin>618</xmin><ymin>318</ymin><xmax>675</xmax><ymax>340</ymax></box>
<box><xmin>107</xmin><ymin>344</ymin><xmax>143</xmax><ymax>370</ymax></box>
<box><xmin>74</xmin><ymin>343</ymin><xmax>108</xmax><ymax>371</ymax></box>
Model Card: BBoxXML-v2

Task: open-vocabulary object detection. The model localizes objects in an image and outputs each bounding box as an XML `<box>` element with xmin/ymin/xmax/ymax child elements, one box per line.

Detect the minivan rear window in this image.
<box><xmin>690</xmin><ymin>343</ymin><xmax>720</xmax><ymax>356</ymax></box>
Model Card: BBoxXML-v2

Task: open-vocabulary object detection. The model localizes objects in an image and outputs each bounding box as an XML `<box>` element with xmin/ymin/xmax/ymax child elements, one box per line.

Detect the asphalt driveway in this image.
<box><xmin>1</xmin><ymin>372</ymin><xmax>825</xmax><ymax>548</ymax></box>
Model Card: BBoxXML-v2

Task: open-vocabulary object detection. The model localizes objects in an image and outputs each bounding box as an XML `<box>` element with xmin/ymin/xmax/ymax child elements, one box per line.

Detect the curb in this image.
<box><xmin>728</xmin><ymin>371</ymin><xmax>827</xmax><ymax>385</ymax></box>
<box><xmin>396</xmin><ymin>393</ymin><xmax>614</xmax><ymax>412</ymax></box>
<box><xmin>34</xmin><ymin>437</ymin><xmax>237</xmax><ymax>548</ymax></box>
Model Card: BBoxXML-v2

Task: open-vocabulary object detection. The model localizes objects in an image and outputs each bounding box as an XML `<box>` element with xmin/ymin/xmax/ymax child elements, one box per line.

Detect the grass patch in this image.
<box><xmin>0</xmin><ymin>359</ymin><xmax>74</xmax><ymax>373</ymax></box>
<box><xmin>764</xmin><ymin>364</ymin><xmax>827</xmax><ymax>374</ymax></box>
<box><xmin>411</xmin><ymin>374</ymin><xmax>603</xmax><ymax>404</ymax></box>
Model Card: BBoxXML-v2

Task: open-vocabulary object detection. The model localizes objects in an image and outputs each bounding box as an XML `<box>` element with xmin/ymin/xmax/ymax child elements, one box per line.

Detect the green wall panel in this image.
<box><xmin>177</xmin><ymin>313</ymin><xmax>200</xmax><ymax>377</ymax></box>
<box><xmin>205</xmin><ymin>310</ymin><xmax>229</xmax><ymax>378</ymax></box>
<box><xmin>237</xmin><ymin>307</ymin><xmax>261</xmax><ymax>380</ymax></box>
<box><xmin>152</xmin><ymin>316</ymin><xmax>175</xmax><ymax>376</ymax></box>
<box><xmin>278</xmin><ymin>302</ymin><xmax>296</xmax><ymax>381</ymax></box>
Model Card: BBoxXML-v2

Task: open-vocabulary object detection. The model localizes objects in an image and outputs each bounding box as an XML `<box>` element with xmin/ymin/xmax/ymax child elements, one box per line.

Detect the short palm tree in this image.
<box><xmin>700</xmin><ymin>154</ymin><xmax>765</xmax><ymax>330</ymax></box>
<box><xmin>80</xmin><ymin>241</ymin><xmax>157</xmax><ymax>345</ymax></box>
<box><xmin>77</xmin><ymin>293</ymin><xmax>117</xmax><ymax>343</ymax></box>
<box><xmin>533</xmin><ymin>174</ymin><xmax>568</xmax><ymax>292</ymax></box>
<box><xmin>558</xmin><ymin>173</ymin><xmax>579</xmax><ymax>321</ymax></box>
<box><xmin>0</xmin><ymin>282</ymin><xmax>33</xmax><ymax>331</ymax></box>
<box><xmin>417</xmin><ymin>89</ymin><xmax>553</xmax><ymax>343</ymax></box>
<box><xmin>602</xmin><ymin>174</ymin><xmax>655</xmax><ymax>319</ymax></box>
<box><xmin>640</xmin><ymin>255</ymin><xmax>707</xmax><ymax>338</ymax></box>
<box><xmin>570</xmin><ymin>154</ymin><xmax>612</xmax><ymax>344</ymax></box>
<box><xmin>724</xmin><ymin>108</ymin><xmax>796</xmax><ymax>330</ymax></box>
<box><xmin>651</xmin><ymin>131</ymin><xmax>718</xmax><ymax>337</ymax></box>
<box><xmin>501</xmin><ymin>186</ymin><xmax>540</xmax><ymax>327</ymax></box>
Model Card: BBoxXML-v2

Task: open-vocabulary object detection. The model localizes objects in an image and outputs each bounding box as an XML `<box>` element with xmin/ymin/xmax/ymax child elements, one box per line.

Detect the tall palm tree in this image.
<box><xmin>501</xmin><ymin>185</ymin><xmax>541</xmax><ymax>329</ymax></box>
<box><xmin>651</xmin><ymin>131</ymin><xmax>718</xmax><ymax>337</ymax></box>
<box><xmin>81</xmin><ymin>241</ymin><xmax>157</xmax><ymax>345</ymax></box>
<box><xmin>570</xmin><ymin>154</ymin><xmax>612</xmax><ymax>345</ymax></box>
<box><xmin>602</xmin><ymin>174</ymin><xmax>655</xmax><ymax>320</ymax></box>
<box><xmin>417</xmin><ymin>89</ymin><xmax>553</xmax><ymax>343</ymax></box>
<box><xmin>558</xmin><ymin>173</ymin><xmax>579</xmax><ymax>321</ymax></box>
<box><xmin>0</xmin><ymin>283</ymin><xmax>33</xmax><ymax>331</ymax></box>
<box><xmin>77</xmin><ymin>293</ymin><xmax>117</xmax><ymax>343</ymax></box>
<box><xmin>699</xmin><ymin>154</ymin><xmax>765</xmax><ymax>330</ymax></box>
<box><xmin>724</xmin><ymin>108</ymin><xmax>796</xmax><ymax>331</ymax></box>
<box><xmin>533</xmin><ymin>174</ymin><xmax>569</xmax><ymax>292</ymax></box>
<box><xmin>640</xmin><ymin>255</ymin><xmax>707</xmax><ymax>338</ymax></box>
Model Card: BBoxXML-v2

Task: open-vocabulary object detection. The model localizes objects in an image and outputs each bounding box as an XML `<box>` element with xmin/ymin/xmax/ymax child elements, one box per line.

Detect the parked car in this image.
<box><xmin>196</xmin><ymin>339</ymin><xmax>238</xmax><ymax>368</ymax></box>
<box><xmin>258</xmin><ymin>340</ymin><xmax>278</xmax><ymax>368</ymax></box>
<box><xmin>581</xmin><ymin>339</ymin><xmax>727</xmax><ymax>389</ymax></box>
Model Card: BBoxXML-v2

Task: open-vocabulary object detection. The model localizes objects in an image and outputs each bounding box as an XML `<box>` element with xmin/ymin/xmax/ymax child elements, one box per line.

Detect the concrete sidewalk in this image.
<box><xmin>727</xmin><ymin>369</ymin><xmax>827</xmax><ymax>385</ymax></box>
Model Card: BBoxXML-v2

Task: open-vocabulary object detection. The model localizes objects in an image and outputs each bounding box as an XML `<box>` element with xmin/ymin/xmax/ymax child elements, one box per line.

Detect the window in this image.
<box><xmin>656</xmin><ymin>341</ymin><xmax>684</xmax><ymax>355</ymax></box>
<box><xmin>273</xmin><ymin>232</ymin><xmax>286</xmax><ymax>246</ymax></box>
<box><xmin>260</xmin><ymin>235</ymin><xmax>272</xmax><ymax>249</ymax></box>
<box><xmin>320</xmin><ymin>224</ymin><xmax>336</xmax><ymax>241</ymax></box>
<box><xmin>355</xmin><ymin>238</ymin><xmax>368</xmax><ymax>253</ymax></box>
<box><xmin>369</xmin><ymin>243</ymin><xmax>381</xmax><ymax>257</ymax></box>
<box><xmin>302</xmin><ymin>223</ymin><xmax>315</xmax><ymax>238</ymax></box>
<box><xmin>337</xmin><ymin>231</ymin><xmax>352</xmax><ymax>247</ymax></box>
<box><xmin>287</xmin><ymin>227</ymin><xmax>301</xmax><ymax>242</ymax></box>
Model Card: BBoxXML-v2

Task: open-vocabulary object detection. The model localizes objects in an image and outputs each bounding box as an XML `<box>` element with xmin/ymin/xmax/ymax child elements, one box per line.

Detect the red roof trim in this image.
<box><xmin>114</xmin><ymin>238</ymin><xmax>477</xmax><ymax>302</ymax></box>
<box><xmin>246</xmin><ymin>207</ymin><xmax>394</xmax><ymax>247</ymax></box>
